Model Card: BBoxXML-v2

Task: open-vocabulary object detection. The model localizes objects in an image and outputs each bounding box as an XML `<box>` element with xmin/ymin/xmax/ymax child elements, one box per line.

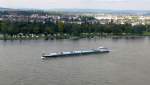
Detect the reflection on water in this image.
<box><xmin>0</xmin><ymin>37</ymin><xmax>150</xmax><ymax>85</ymax></box>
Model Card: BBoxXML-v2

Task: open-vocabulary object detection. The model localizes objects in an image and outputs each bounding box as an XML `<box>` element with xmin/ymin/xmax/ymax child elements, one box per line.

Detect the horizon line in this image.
<box><xmin>1</xmin><ymin>6</ymin><xmax>150</xmax><ymax>11</ymax></box>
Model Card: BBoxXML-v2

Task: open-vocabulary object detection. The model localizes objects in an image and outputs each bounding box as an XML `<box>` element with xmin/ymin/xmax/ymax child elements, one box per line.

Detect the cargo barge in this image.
<box><xmin>41</xmin><ymin>47</ymin><xmax>110</xmax><ymax>58</ymax></box>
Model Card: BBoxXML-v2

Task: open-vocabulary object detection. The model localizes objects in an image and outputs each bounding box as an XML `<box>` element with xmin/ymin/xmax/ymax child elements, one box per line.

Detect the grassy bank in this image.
<box><xmin>143</xmin><ymin>32</ymin><xmax>150</xmax><ymax>36</ymax></box>
<box><xmin>0</xmin><ymin>33</ymin><xmax>149</xmax><ymax>40</ymax></box>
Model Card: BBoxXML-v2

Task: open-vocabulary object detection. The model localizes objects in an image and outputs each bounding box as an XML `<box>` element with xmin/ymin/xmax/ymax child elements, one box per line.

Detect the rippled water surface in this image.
<box><xmin>0</xmin><ymin>37</ymin><xmax>150</xmax><ymax>85</ymax></box>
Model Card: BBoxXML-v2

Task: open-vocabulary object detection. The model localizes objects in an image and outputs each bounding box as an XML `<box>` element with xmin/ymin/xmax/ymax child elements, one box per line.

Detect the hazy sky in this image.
<box><xmin>0</xmin><ymin>0</ymin><xmax>150</xmax><ymax>10</ymax></box>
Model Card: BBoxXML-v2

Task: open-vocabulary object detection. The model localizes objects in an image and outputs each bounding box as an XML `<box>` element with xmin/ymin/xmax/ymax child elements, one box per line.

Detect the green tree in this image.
<box><xmin>58</xmin><ymin>21</ymin><xmax>64</xmax><ymax>33</ymax></box>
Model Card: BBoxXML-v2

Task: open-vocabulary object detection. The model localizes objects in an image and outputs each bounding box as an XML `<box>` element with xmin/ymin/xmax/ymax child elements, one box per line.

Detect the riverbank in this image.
<box><xmin>0</xmin><ymin>33</ymin><xmax>149</xmax><ymax>40</ymax></box>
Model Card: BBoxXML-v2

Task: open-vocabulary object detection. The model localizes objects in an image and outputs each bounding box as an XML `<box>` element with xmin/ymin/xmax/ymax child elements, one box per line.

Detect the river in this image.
<box><xmin>0</xmin><ymin>37</ymin><xmax>150</xmax><ymax>85</ymax></box>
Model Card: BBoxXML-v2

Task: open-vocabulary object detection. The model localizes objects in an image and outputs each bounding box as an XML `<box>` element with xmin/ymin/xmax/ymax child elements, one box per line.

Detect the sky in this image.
<box><xmin>0</xmin><ymin>0</ymin><xmax>150</xmax><ymax>10</ymax></box>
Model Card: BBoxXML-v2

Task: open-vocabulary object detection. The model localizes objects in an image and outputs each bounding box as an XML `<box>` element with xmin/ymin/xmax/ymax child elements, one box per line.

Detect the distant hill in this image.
<box><xmin>0</xmin><ymin>7</ymin><xmax>150</xmax><ymax>16</ymax></box>
<box><xmin>0</xmin><ymin>7</ymin><xmax>62</xmax><ymax>16</ymax></box>
<box><xmin>0</xmin><ymin>7</ymin><xmax>16</xmax><ymax>11</ymax></box>
<box><xmin>49</xmin><ymin>9</ymin><xmax>150</xmax><ymax>16</ymax></box>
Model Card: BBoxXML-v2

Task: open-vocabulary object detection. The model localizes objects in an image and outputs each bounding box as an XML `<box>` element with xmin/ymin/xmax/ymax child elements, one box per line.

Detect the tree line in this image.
<box><xmin>0</xmin><ymin>20</ymin><xmax>150</xmax><ymax>38</ymax></box>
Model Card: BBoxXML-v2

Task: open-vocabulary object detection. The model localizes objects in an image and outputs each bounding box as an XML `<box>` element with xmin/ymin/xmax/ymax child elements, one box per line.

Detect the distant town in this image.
<box><xmin>1</xmin><ymin>8</ymin><xmax>150</xmax><ymax>26</ymax></box>
<box><xmin>1</xmin><ymin>8</ymin><xmax>150</xmax><ymax>40</ymax></box>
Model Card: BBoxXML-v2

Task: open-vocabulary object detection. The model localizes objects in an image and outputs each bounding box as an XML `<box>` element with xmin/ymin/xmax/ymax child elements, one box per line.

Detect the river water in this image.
<box><xmin>0</xmin><ymin>37</ymin><xmax>150</xmax><ymax>85</ymax></box>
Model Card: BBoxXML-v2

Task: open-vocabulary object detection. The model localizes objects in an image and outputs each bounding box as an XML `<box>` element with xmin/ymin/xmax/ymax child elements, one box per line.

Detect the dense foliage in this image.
<box><xmin>0</xmin><ymin>20</ymin><xmax>150</xmax><ymax>39</ymax></box>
